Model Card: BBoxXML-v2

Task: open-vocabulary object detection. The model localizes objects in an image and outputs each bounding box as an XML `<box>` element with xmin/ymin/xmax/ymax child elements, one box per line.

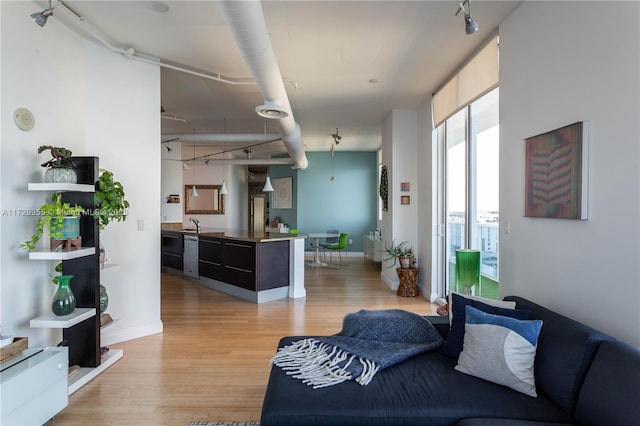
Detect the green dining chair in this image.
<box><xmin>325</xmin><ymin>232</ymin><xmax>349</xmax><ymax>265</ymax></box>
<box><xmin>319</xmin><ymin>229</ymin><xmax>339</xmax><ymax>262</ymax></box>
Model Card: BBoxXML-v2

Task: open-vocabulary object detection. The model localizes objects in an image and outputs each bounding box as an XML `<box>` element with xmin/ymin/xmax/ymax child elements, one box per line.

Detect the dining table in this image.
<box><xmin>306</xmin><ymin>232</ymin><xmax>340</xmax><ymax>267</ymax></box>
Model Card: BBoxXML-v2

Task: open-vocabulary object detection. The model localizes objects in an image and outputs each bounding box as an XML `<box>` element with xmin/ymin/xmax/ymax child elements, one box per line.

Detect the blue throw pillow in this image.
<box><xmin>441</xmin><ymin>293</ymin><xmax>532</xmax><ymax>359</ymax></box>
<box><xmin>455</xmin><ymin>305</ymin><xmax>543</xmax><ymax>397</ymax></box>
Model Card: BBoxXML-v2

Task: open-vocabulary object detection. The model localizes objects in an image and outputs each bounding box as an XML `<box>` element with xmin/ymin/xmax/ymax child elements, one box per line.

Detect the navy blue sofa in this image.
<box><xmin>261</xmin><ymin>296</ymin><xmax>640</xmax><ymax>426</ymax></box>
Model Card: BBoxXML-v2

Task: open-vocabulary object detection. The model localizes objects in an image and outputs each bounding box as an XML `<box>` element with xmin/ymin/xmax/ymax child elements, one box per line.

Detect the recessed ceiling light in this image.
<box><xmin>149</xmin><ymin>1</ymin><xmax>169</xmax><ymax>13</ymax></box>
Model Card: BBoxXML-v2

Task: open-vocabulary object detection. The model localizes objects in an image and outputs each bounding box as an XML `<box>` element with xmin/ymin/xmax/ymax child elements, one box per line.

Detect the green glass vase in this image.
<box><xmin>455</xmin><ymin>249</ymin><xmax>480</xmax><ymax>295</ymax></box>
<box><xmin>52</xmin><ymin>275</ymin><xmax>76</xmax><ymax>316</ymax></box>
<box><xmin>99</xmin><ymin>284</ymin><xmax>109</xmax><ymax>315</ymax></box>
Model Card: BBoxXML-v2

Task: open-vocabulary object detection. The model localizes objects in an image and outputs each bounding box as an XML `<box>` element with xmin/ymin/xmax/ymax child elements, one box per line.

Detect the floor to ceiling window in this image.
<box><xmin>432</xmin><ymin>33</ymin><xmax>499</xmax><ymax>299</ymax></box>
<box><xmin>440</xmin><ymin>88</ymin><xmax>499</xmax><ymax>298</ymax></box>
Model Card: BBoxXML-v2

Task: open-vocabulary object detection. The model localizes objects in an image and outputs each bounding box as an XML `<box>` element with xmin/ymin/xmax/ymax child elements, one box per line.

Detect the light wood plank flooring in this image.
<box><xmin>53</xmin><ymin>259</ymin><xmax>438</xmax><ymax>425</ymax></box>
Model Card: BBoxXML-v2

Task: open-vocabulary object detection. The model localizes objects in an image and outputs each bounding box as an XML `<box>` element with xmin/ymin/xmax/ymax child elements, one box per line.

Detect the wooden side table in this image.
<box><xmin>396</xmin><ymin>267</ymin><xmax>419</xmax><ymax>297</ymax></box>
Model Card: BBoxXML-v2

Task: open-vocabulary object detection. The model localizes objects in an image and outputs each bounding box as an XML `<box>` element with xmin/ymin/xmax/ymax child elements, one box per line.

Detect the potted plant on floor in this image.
<box><xmin>384</xmin><ymin>240</ymin><xmax>414</xmax><ymax>269</ymax></box>
<box><xmin>38</xmin><ymin>145</ymin><xmax>77</xmax><ymax>183</ymax></box>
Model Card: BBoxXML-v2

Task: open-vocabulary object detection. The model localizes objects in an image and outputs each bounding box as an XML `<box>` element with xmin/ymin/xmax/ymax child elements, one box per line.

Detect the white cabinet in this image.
<box><xmin>0</xmin><ymin>347</ymin><xmax>69</xmax><ymax>425</ymax></box>
<box><xmin>363</xmin><ymin>235</ymin><xmax>383</xmax><ymax>262</ymax></box>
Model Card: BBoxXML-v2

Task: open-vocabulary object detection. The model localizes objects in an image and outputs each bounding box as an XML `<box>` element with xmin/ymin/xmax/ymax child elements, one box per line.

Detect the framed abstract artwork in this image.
<box><xmin>272</xmin><ymin>177</ymin><xmax>292</xmax><ymax>209</ymax></box>
<box><xmin>524</xmin><ymin>121</ymin><xmax>588</xmax><ymax>220</ymax></box>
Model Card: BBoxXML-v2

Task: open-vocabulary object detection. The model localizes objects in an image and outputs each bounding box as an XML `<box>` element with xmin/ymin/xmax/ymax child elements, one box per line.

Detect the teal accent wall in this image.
<box><xmin>270</xmin><ymin>151</ymin><xmax>378</xmax><ymax>252</ymax></box>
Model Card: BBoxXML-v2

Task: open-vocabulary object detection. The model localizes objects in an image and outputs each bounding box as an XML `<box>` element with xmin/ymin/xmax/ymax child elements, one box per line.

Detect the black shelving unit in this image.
<box><xmin>61</xmin><ymin>157</ymin><xmax>101</xmax><ymax>368</ymax></box>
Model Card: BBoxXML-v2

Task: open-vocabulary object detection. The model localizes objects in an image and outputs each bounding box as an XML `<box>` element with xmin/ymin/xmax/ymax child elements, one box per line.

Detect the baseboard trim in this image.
<box><xmin>101</xmin><ymin>320</ymin><xmax>164</xmax><ymax>346</ymax></box>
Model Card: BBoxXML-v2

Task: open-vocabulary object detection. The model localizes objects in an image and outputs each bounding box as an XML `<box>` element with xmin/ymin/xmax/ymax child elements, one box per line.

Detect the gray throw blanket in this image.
<box><xmin>270</xmin><ymin>309</ymin><xmax>443</xmax><ymax>389</ymax></box>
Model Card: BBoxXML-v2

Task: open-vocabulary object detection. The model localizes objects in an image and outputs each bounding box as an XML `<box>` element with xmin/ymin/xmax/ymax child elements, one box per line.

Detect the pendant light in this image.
<box><xmin>262</xmin><ymin>120</ymin><xmax>274</xmax><ymax>192</ymax></box>
<box><xmin>219</xmin><ymin>141</ymin><xmax>228</xmax><ymax>195</ymax></box>
<box><xmin>263</xmin><ymin>175</ymin><xmax>274</xmax><ymax>192</ymax></box>
<box><xmin>190</xmin><ymin>144</ymin><xmax>198</xmax><ymax>197</ymax></box>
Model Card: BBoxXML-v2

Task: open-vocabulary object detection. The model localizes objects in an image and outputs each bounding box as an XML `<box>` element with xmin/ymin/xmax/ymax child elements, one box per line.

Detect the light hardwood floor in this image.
<box><xmin>54</xmin><ymin>258</ymin><xmax>438</xmax><ymax>425</ymax></box>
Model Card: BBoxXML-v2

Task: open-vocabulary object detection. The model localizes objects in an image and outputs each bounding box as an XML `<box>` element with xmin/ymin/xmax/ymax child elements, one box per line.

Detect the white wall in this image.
<box><xmin>416</xmin><ymin>97</ymin><xmax>439</xmax><ymax>301</ymax></box>
<box><xmin>1</xmin><ymin>0</ymin><xmax>86</xmax><ymax>347</ymax></box>
<box><xmin>380</xmin><ymin>109</ymin><xmax>420</xmax><ymax>290</ymax></box>
<box><xmin>499</xmin><ymin>1</ymin><xmax>640</xmax><ymax>345</ymax></box>
<box><xmin>83</xmin><ymin>40</ymin><xmax>163</xmax><ymax>345</ymax></box>
<box><xmin>0</xmin><ymin>0</ymin><xmax>162</xmax><ymax>346</ymax></box>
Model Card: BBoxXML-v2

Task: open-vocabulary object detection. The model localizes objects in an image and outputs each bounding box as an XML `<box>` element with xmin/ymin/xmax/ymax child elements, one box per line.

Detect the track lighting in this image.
<box><xmin>331</xmin><ymin>128</ymin><xmax>342</xmax><ymax>145</ymax></box>
<box><xmin>31</xmin><ymin>0</ymin><xmax>54</xmax><ymax>27</ymax></box>
<box><xmin>455</xmin><ymin>0</ymin><xmax>479</xmax><ymax>35</ymax></box>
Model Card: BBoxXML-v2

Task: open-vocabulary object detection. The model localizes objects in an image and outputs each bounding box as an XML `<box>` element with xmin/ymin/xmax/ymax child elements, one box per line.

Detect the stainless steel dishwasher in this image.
<box><xmin>183</xmin><ymin>234</ymin><xmax>199</xmax><ymax>278</ymax></box>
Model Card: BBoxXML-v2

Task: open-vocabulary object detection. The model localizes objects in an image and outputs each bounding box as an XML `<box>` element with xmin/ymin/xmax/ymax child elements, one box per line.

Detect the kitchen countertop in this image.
<box><xmin>161</xmin><ymin>227</ymin><xmax>306</xmax><ymax>243</ymax></box>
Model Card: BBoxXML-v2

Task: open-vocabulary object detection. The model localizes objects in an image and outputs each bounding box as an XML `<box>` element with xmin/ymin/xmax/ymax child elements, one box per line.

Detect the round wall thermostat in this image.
<box><xmin>14</xmin><ymin>108</ymin><xmax>35</xmax><ymax>131</ymax></box>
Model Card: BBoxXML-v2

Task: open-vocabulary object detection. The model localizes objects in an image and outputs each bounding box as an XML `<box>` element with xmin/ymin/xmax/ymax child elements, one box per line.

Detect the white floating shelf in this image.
<box><xmin>68</xmin><ymin>348</ymin><xmax>123</xmax><ymax>395</ymax></box>
<box><xmin>29</xmin><ymin>247</ymin><xmax>95</xmax><ymax>260</ymax></box>
<box><xmin>30</xmin><ymin>307</ymin><xmax>96</xmax><ymax>328</ymax></box>
<box><xmin>28</xmin><ymin>183</ymin><xmax>94</xmax><ymax>192</ymax></box>
<box><xmin>100</xmin><ymin>263</ymin><xmax>119</xmax><ymax>271</ymax></box>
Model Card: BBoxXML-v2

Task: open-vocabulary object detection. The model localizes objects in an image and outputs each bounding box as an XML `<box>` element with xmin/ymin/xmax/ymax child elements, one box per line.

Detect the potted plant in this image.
<box><xmin>384</xmin><ymin>240</ymin><xmax>415</xmax><ymax>269</ymax></box>
<box><xmin>19</xmin><ymin>192</ymin><xmax>85</xmax><ymax>251</ymax></box>
<box><xmin>38</xmin><ymin>145</ymin><xmax>77</xmax><ymax>183</ymax></box>
<box><xmin>93</xmin><ymin>168</ymin><xmax>130</xmax><ymax>230</ymax></box>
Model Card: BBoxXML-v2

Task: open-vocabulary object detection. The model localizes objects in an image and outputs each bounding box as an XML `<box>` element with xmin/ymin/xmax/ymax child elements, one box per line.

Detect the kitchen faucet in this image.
<box><xmin>189</xmin><ymin>217</ymin><xmax>200</xmax><ymax>233</ymax></box>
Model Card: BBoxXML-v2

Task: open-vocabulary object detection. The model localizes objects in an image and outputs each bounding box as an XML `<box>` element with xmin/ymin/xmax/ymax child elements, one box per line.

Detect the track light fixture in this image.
<box><xmin>331</xmin><ymin>128</ymin><xmax>342</xmax><ymax>145</ymax></box>
<box><xmin>455</xmin><ymin>0</ymin><xmax>479</xmax><ymax>35</ymax></box>
<box><xmin>31</xmin><ymin>0</ymin><xmax>55</xmax><ymax>27</ymax></box>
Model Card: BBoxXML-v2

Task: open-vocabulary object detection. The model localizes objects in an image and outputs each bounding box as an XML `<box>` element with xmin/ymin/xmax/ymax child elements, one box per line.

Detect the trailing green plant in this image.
<box><xmin>93</xmin><ymin>168</ymin><xmax>130</xmax><ymax>230</ymax></box>
<box><xmin>19</xmin><ymin>192</ymin><xmax>85</xmax><ymax>251</ymax></box>
<box><xmin>38</xmin><ymin>145</ymin><xmax>76</xmax><ymax>169</ymax></box>
<box><xmin>383</xmin><ymin>240</ymin><xmax>414</xmax><ymax>268</ymax></box>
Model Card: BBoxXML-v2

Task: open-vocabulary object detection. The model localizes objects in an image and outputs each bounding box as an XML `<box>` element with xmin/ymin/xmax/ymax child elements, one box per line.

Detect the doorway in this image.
<box><xmin>250</xmin><ymin>194</ymin><xmax>267</xmax><ymax>233</ymax></box>
<box><xmin>247</xmin><ymin>166</ymin><xmax>269</xmax><ymax>233</ymax></box>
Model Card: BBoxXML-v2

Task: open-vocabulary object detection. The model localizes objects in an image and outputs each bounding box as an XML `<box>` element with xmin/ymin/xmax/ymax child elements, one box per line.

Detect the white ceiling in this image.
<box><xmin>48</xmin><ymin>0</ymin><xmax>521</xmax><ymax>160</ymax></box>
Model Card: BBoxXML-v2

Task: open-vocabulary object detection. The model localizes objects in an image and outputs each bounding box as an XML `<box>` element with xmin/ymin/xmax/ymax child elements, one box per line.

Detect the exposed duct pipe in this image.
<box><xmin>56</xmin><ymin>1</ymin><xmax>255</xmax><ymax>86</ymax></box>
<box><xmin>218</xmin><ymin>0</ymin><xmax>308</xmax><ymax>170</ymax></box>
<box><xmin>161</xmin><ymin>133</ymin><xmax>280</xmax><ymax>143</ymax></box>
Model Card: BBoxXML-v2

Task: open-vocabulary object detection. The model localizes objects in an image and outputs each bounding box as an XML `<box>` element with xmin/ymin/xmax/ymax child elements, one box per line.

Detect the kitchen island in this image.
<box><xmin>161</xmin><ymin>227</ymin><xmax>306</xmax><ymax>303</ymax></box>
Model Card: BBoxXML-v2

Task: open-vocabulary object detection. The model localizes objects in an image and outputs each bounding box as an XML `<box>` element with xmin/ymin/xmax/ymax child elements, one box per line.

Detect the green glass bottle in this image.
<box><xmin>52</xmin><ymin>275</ymin><xmax>76</xmax><ymax>316</ymax></box>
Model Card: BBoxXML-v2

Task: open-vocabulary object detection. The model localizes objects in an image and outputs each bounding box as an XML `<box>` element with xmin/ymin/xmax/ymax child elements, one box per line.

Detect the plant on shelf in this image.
<box><xmin>384</xmin><ymin>240</ymin><xmax>415</xmax><ymax>269</ymax></box>
<box><xmin>93</xmin><ymin>168</ymin><xmax>130</xmax><ymax>230</ymax></box>
<box><xmin>19</xmin><ymin>192</ymin><xmax>85</xmax><ymax>252</ymax></box>
<box><xmin>38</xmin><ymin>145</ymin><xmax>77</xmax><ymax>183</ymax></box>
